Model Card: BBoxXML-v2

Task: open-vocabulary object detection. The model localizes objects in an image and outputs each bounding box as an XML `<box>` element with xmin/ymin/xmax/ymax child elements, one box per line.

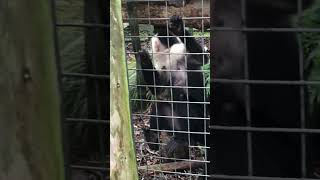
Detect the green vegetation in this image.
<box><xmin>295</xmin><ymin>1</ymin><xmax>320</xmax><ymax>116</ymax></box>
<box><xmin>55</xmin><ymin>0</ymin><xmax>88</xmax><ymax>117</ymax></box>
<box><xmin>128</xmin><ymin>59</ymin><xmax>155</xmax><ymax>112</ymax></box>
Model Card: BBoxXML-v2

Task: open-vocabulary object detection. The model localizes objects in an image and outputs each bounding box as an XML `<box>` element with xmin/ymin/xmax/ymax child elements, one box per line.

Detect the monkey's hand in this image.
<box><xmin>160</xmin><ymin>136</ymin><xmax>189</xmax><ymax>161</ymax></box>
<box><xmin>143</xmin><ymin>128</ymin><xmax>159</xmax><ymax>151</ymax></box>
<box><xmin>137</xmin><ymin>49</ymin><xmax>152</xmax><ymax>68</ymax></box>
<box><xmin>169</xmin><ymin>15</ymin><xmax>184</xmax><ymax>36</ymax></box>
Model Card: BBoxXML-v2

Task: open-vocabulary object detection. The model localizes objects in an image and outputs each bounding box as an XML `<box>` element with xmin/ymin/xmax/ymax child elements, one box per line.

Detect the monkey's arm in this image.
<box><xmin>169</xmin><ymin>15</ymin><xmax>208</xmax><ymax>64</ymax></box>
<box><xmin>137</xmin><ymin>50</ymin><xmax>163</xmax><ymax>95</ymax></box>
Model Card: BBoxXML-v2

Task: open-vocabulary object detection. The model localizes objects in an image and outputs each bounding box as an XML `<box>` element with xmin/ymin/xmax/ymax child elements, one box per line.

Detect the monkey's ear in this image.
<box><xmin>151</xmin><ymin>37</ymin><xmax>161</xmax><ymax>52</ymax></box>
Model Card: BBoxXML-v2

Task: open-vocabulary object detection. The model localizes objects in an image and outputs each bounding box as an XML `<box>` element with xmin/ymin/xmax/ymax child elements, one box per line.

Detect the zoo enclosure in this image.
<box><xmin>52</xmin><ymin>0</ymin><xmax>109</xmax><ymax>179</ymax></box>
<box><xmin>123</xmin><ymin>0</ymin><xmax>210</xmax><ymax>179</ymax></box>
<box><xmin>210</xmin><ymin>0</ymin><xmax>320</xmax><ymax>179</ymax></box>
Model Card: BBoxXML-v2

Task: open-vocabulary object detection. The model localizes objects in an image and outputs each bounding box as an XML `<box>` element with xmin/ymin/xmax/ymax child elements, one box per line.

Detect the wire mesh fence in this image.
<box><xmin>123</xmin><ymin>0</ymin><xmax>210</xmax><ymax>179</ymax></box>
<box><xmin>210</xmin><ymin>0</ymin><xmax>320</xmax><ymax>179</ymax></box>
<box><xmin>50</xmin><ymin>0</ymin><xmax>320</xmax><ymax>179</ymax></box>
<box><xmin>125</xmin><ymin>0</ymin><xmax>320</xmax><ymax>180</ymax></box>
<box><xmin>52</xmin><ymin>0</ymin><xmax>109</xmax><ymax>179</ymax></box>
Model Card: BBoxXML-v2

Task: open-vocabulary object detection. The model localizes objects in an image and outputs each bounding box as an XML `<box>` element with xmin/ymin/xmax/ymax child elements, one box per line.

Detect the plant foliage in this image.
<box><xmin>295</xmin><ymin>1</ymin><xmax>320</xmax><ymax>117</ymax></box>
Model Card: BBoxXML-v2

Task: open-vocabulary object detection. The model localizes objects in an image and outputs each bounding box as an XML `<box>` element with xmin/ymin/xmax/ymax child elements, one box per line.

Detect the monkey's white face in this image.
<box><xmin>150</xmin><ymin>35</ymin><xmax>188</xmax><ymax>91</ymax></box>
<box><xmin>151</xmin><ymin>35</ymin><xmax>186</xmax><ymax>71</ymax></box>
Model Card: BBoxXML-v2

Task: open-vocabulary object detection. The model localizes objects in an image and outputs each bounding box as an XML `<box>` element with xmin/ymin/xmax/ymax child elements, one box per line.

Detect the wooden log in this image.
<box><xmin>110</xmin><ymin>0</ymin><xmax>139</xmax><ymax>179</ymax></box>
<box><xmin>122</xmin><ymin>0</ymin><xmax>210</xmax><ymax>29</ymax></box>
<box><xmin>139</xmin><ymin>160</ymin><xmax>204</xmax><ymax>173</ymax></box>
<box><xmin>0</xmin><ymin>0</ymin><xmax>65</xmax><ymax>179</ymax></box>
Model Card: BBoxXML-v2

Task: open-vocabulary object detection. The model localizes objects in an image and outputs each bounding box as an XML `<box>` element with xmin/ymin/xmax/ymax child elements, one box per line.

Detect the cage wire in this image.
<box><xmin>52</xmin><ymin>0</ymin><xmax>109</xmax><ymax>179</ymax></box>
<box><xmin>210</xmin><ymin>0</ymin><xmax>320</xmax><ymax>179</ymax></box>
<box><xmin>123</xmin><ymin>0</ymin><xmax>210</xmax><ymax>179</ymax></box>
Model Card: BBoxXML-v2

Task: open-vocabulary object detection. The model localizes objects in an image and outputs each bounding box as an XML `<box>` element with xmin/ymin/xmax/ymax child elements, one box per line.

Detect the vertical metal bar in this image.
<box><xmin>50</xmin><ymin>0</ymin><xmax>70</xmax><ymax>179</ymax></box>
<box><xmin>127</xmin><ymin>1</ymin><xmax>145</xmax><ymax>118</ymax></box>
<box><xmin>84</xmin><ymin>2</ymin><xmax>109</xmax><ymax>177</ymax></box>
<box><xmin>126</xmin><ymin>2</ymin><xmax>141</xmax><ymax>53</ymax></box>
<box><xmin>201</xmin><ymin>0</ymin><xmax>208</xmax><ymax>179</ymax></box>
<box><xmin>297</xmin><ymin>0</ymin><xmax>307</xmax><ymax>177</ymax></box>
<box><xmin>178</xmin><ymin>2</ymin><xmax>191</xmax><ymax>176</ymax></box>
<box><xmin>241</xmin><ymin>0</ymin><xmax>253</xmax><ymax>175</ymax></box>
<box><xmin>150</xmin><ymin>0</ymin><xmax>161</xmax><ymax>175</ymax></box>
<box><xmin>209</xmin><ymin>0</ymin><xmax>214</xmax><ymax>177</ymax></box>
<box><xmin>126</xmin><ymin>2</ymin><xmax>145</xmax><ymax>165</ymax></box>
<box><xmin>146</xmin><ymin>0</ymin><xmax>157</xmax><ymax>176</ymax></box>
<box><xmin>180</xmin><ymin>5</ymin><xmax>192</xmax><ymax>178</ymax></box>
<box><xmin>164</xmin><ymin>1</ymin><xmax>178</xmax><ymax>177</ymax></box>
<box><xmin>147</xmin><ymin>0</ymin><xmax>151</xmax><ymax>25</ymax></box>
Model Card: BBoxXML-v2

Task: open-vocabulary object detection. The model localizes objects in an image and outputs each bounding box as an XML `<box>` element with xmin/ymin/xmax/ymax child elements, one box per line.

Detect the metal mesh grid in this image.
<box><xmin>52</xmin><ymin>0</ymin><xmax>109</xmax><ymax>179</ymax></box>
<box><xmin>210</xmin><ymin>0</ymin><xmax>320</xmax><ymax>179</ymax></box>
<box><xmin>124</xmin><ymin>0</ymin><xmax>210</xmax><ymax>179</ymax></box>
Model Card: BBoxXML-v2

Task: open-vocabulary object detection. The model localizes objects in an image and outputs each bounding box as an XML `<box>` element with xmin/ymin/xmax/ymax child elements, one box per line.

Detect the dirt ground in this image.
<box><xmin>132</xmin><ymin>108</ymin><xmax>208</xmax><ymax>180</ymax></box>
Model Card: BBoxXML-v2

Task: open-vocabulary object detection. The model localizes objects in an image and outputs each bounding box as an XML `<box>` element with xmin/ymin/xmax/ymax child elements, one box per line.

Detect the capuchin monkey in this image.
<box><xmin>138</xmin><ymin>15</ymin><xmax>208</xmax><ymax>159</ymax></box>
